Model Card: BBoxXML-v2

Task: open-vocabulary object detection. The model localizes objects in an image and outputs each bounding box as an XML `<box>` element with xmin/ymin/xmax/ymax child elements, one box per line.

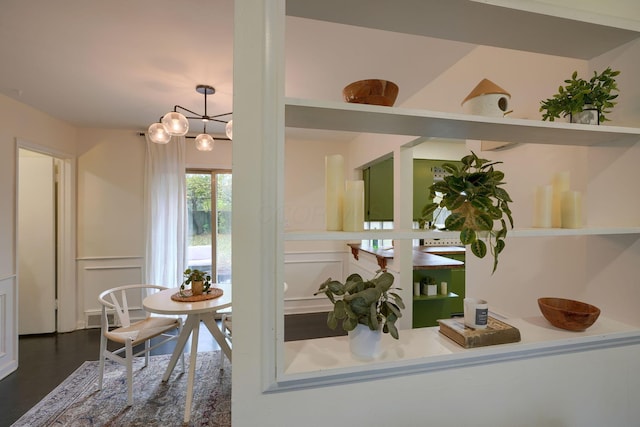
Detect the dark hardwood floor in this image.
<box><xmin>0</xmin><ymin>313</ymin><xmax>341</xmax><ymax>426</ymax></box>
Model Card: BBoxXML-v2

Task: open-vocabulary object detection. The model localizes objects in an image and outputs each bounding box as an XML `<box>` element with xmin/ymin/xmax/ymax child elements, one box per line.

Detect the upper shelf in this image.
<box><xmin>285</xmin><ymin>98</ymin><xmax>640</xmax><ymax>147</ymax></box>
<box><xmin>286</xmin><ymin>0</ymin><xmax>640</xmax><ymax>60</ymax></box>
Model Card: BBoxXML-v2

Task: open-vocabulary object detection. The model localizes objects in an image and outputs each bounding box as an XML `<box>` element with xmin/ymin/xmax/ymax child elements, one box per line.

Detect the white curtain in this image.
<box><xmin>144</xmin><ymin>135</ymin><xmax>186</xmax><ymax>287</ymax></box>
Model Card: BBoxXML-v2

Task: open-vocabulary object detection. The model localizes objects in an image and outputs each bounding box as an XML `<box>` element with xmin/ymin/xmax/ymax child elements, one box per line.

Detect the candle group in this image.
<box><xmin>343</xmin><ymin>180</ymin><xmax>365</xmax><ymax>232</ymax></box>
<box><xmin>533</xmin><ymin>171</ymin><xmax>582</xmax><ymax>229</ymax></box>
<box><xmin>325</xmin><ymin>155</ymin><xmax>344</xmax><ymax>231</ymax></box>
<box><xmin>325</xmin><ymin>155</ymin><xmax>364</xmax><ymax>231</ymax></box>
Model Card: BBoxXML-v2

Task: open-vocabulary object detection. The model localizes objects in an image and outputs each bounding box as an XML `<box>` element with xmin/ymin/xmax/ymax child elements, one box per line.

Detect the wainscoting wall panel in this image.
<box><xmin>77</xmin><ymin>257</ymin><xmax>144</xmax><ymax>328</ymax></box>
<box><xmin>0</xmin><ymin>275</ymin><xmax>17</xmax><ymax>380</ymax></box>
<box><xmin>284</xmin><ymin>250</ymin><xmax>347</xmax><ymax>315</ymax></box>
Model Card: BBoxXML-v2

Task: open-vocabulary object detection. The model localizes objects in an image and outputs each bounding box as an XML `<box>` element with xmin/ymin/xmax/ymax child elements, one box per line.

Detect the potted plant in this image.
<box><xmin>420</xmin><ymin>151</ymin><xmax>513</xmax><ymax>274</ymax></box>
<box><xmin>539</xmin><ymin>67</ymin><xmax>620</xmax><ymax>124</ymax></box>
<box><xmin>314</xmin><ymin>271</ymin><xmax>404</xmax><ymax>358</ymax></box>
<box><xmin>420</xmin><ymin>276</ymin><xmax>437</xmax><ymax>296</ymax></box>
<box><xmin>181</xmin><ymin>268</ymin><xmax>212</xmax><ymax>296</ymax></box>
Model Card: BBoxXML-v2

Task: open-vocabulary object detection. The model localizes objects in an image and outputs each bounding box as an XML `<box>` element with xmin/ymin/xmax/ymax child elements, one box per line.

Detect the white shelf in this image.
<box><xmin>285</xmin><ymin>98</ymin><xmax>640</xmax><ymax>147</ymax></box>
<box><xmin>286</xmin><ymin>0</ymin><xmax>640</xmax><ymax>60</ymax></box>
<box><xmin>284</xmin><ymin>227</ymin><xmax>640</xmax><ymax>241</ymax></box>
<box><xmin>277</xmin><ymin>316</ymin><xmax>640</xmax><ymax>389</ymax></box>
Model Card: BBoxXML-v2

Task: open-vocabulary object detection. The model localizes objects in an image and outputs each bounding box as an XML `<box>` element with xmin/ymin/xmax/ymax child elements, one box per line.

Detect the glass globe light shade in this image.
<box><xmin>147</xmin><ymin>122</ymin><xmax>171</xmax><ymax>144</ymax></box>
<box><xmin>195</xmin><ymin>133</ymin><xmax>214</xmax><ymax>151</ymax></box>
<box><xmin>225</xmin><ymin>120</ymin><xmax>233</xmax><ymax>140</ymax></box>
<box><xmin>161</xmin><ymin>112</ymin><xmax>189</xmax><ymax>136</ymax></box>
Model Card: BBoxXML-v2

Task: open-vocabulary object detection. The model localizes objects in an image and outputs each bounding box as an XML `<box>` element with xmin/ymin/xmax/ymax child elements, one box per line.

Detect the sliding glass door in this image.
<box><xmin>186</xmin><ymin>170</ymin><xmax>232</xmax><ymax>283</ymax></box>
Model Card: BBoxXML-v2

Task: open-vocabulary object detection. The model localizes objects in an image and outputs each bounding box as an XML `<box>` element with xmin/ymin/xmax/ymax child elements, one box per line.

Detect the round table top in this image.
<box><xmin>143</xmin><ymin>283</ymin><xmax>232</xmax><ymax>315</ymax></box>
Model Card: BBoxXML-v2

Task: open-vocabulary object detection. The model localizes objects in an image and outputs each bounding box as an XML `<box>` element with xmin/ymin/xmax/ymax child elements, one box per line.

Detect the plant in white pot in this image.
<box><xmin>539</xmin><ymin>67</ymin><xmax>620</xmax><ymax>124</ymax></box>
<box><xmin>314</xmin><ymin>271</ymin><xmax>404</xmax><ymax>359</ymax></box>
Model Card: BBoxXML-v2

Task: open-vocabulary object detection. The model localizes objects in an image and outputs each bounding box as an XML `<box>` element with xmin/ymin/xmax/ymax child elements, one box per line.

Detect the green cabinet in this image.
<box><xmin>364</xmin><ymin>157</ymin><xmax>393</xmax><ymax>221</ymax></box>
<box><xmin>364</xmin><ymin>158</ymin><xmax>463</xmax><ymax>222</ymax></box>
<box><xmin>412</xmin><ymin>250</ymin><xmax>466</xmax><ymax>328</ymax></box>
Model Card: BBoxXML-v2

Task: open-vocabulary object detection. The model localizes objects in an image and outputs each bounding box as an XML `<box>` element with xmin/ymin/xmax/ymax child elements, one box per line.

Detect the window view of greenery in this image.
<box><xmin>186</xmin><ymin>172</ymin><xmax>232</xmax><ymax>283</ymax></box>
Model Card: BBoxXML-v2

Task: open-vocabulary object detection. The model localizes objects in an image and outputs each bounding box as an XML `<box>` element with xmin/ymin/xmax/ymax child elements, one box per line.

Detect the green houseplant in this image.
<box><xmin>420</xmin><ymin>151</ymin><xmax>513</xmax><ymax>273</ymax></box>
<box><xmin>181</xmin><ymin>268</ymin><xmax>212</xmax><ymax>296</ymax></box>
<box><xmin>539</xmin><ymin>67</ymin><xmax>620</xmax><ymax>123</ymax></box>
<box><xmin>314</xmin><ymin>271</ymin><xmax>404</xmax><ymax>339</ymax></box>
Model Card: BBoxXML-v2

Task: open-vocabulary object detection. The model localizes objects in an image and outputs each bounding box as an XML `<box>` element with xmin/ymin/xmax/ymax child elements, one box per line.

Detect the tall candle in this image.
<box><xmin>552</xmin><ymin>171</ymin><xmax>570</xmax><ymax>227</ymax></box>
<box><xmin>325</xmin><ymin>155</ymin><xmax>344</xmax><ymax>230</ymax></box>
<box><xmin>561</xmin><ymin>190</ymin><xmax>582</xmax><ymax>228</ymax></box>
<box><xmin>343</xmin><ymin>180</ymin><xmax>364</xmax><ymax>232</ymax></box>
<box><xmin>533</xmin><ymin>184</ymin><xmax>553</xmax><ymax>228</ymax></box>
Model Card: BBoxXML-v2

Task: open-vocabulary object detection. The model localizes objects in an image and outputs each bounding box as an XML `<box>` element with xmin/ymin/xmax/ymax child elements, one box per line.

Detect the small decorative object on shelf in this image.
<box><xmin>438</xmin><ymin>317</ymin><xmax>521</xmax><ymax>348</ymax></box>
<box><xmin>440</xmin><ymin>281</ymin><xmax>448</xmax><ymax>295</ymax></box>
<box><xmin>421</xmin><ymin>276</ymin><xmax>437</xmax><ymax>296</ymax></box>
<box><xmin>538</xmin><ymin>297</ymin><xmax>600</xmax><ymax>331</ymax></box>
<box><xmin>181</xmin><ymin>268</ymin><xmax>211</xmax><ymax>296</ymax></box>
<box><xmin>463</xmin><ymin>297</ymin><xmax>489</xmax><ymax>329</ymax></box>
<box><xmin>314</xmin><ymin>271</ymin><xmax>404</xmax><ymax>359</ymax></box>
<box><xmin>461</xmin><ymin>78</ymin><xmax>511</xmax><ymax>117</ymax></box>
<box><xmin>420</xmin><ymin>151</ymin><xmax>513</xmax><ymax>273</ymax></box>
<box><xmin>539</xmin><ymin>67</ymin><xmax>620</xmax><ymax>124</ymax></box>
<box><xmin>534</xmin><ymin>171</ymin><xmax>583</xmax><ymax>229</ymax></box>
<box><xmin>342</xmin><ymin>79</ymin><xmax>399</xmax><ymax>107</ymax></box>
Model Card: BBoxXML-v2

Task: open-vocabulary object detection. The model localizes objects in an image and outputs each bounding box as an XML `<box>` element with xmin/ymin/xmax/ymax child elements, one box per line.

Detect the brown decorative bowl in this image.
<box><xmin>342</xmin><ymin>79</ymin><xmax>399</xmax><ymax>107</ymax></box>
<box><xmin>538</xmin><ymin>297</ymin><xmax>600</xmax><ymax>331</ymax></box>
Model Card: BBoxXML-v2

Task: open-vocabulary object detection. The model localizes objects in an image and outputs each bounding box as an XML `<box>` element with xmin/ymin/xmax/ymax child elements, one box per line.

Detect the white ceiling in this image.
<box><xmin>0</xmin><ymin>0</ymin><xmax>476</xmax><ymax>139</ymax></box>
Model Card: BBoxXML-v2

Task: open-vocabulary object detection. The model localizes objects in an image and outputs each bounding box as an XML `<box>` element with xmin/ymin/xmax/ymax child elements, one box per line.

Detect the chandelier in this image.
<box><xmin>147</xmin><ymin>84</ymin><xmax>233</xmax><ymax>151</ymax></box>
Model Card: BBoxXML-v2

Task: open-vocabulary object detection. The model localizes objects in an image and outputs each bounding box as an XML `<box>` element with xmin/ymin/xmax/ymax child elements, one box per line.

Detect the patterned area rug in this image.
<box><xmin>12</xmin><ymin>352</ymin><xmax>231</xmax><ymax>427</ymax></box>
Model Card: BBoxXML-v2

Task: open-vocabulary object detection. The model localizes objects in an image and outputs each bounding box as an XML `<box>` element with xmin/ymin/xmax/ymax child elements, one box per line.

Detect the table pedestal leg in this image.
<box><xmin>162</xmin><ymin>314</ymin><xmax>197</xmax><ymax>382</ymax></box>
<box><xmin>202</xmin><ymin>315</ymin><xmax>232</xmax><ymax>362</ymax></box>
<box><xmin>183</xmin><ymin>315</ymin><xmax>200</xmax><ymax>424</ymax></box>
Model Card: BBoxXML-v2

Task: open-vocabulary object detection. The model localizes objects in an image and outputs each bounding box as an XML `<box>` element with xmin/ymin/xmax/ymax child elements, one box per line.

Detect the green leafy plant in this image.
<box><xmin>181</xmin><ymin>268</ymin><xmax>211</xmax><ymax>293</ymax></box>
<box><xmin>314</xmin><ymin>271</ymin><xmax>404</xmax><ymax>339</ymax></box>
<box><xmin>420</xmin><ymin>151</ymin><xmax>513</xmax><ymax>273</ymax></box>
<box><xmin>539</xmin><ymin>67</ymin><xmax>620</xmax><ymax>123</ymax></box>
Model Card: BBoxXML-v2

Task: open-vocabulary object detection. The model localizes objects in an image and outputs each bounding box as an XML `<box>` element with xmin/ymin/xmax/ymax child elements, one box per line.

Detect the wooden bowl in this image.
<box><xmin>342</xmin><ymin>79</ymin><xmax>399</xmax><ymax>107</ymax></box>
<box><xmin>538</xmin><ymin>297</ymin><xmax>600</xmax><ymax>331</ymax></box>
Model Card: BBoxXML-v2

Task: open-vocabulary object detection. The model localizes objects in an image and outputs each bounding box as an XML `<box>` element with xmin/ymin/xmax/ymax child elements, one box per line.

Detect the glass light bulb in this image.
<box><xmin>148</xmin><ymin>122</ymin><xmax>171</xmax><ymax>144</ymax></box>
<box><xmin>195</xmin><ymin>134</ymin><xmax>214</xmax><ymax>151</ymax></box>
<box><xmin>225</xmin><ymin>120</ymin><xmax>233</xmax><ymax>140</ymax></box>
<box><xmin>161</xmin><ymin>112</ymin><xmax>189</xmax><ymax>136</ymax></box>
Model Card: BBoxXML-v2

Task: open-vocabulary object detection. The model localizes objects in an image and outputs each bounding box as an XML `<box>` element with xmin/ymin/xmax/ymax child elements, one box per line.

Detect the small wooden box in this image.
<box><xmin>438</xmin><ymin>317</ymin><xmax>521</xmax><ymax>348</ymax></box>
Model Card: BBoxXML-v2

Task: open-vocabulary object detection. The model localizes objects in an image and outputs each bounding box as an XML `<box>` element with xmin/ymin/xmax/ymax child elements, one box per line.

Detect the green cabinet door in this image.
<box><xmin>364</xmin><ymin>157</ymin><xmax>393</xmax><ymax>221</ymax></box>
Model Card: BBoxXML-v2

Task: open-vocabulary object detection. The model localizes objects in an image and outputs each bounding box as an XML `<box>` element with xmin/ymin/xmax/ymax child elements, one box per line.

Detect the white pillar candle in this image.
<box><xmin>561</xmin><ymin>190</ymin><xmax>582</xmax><ymax>228</ymax></box>
<box><xmin>533</xmin><ymin>184</ymin><xmax>553</xmax><ymax>228</ymax></box>
<box><xmin>325</xmin><ymin>155</ymin><xmax>344</xmax><ymax>231</ymax></box>
<box><xmin>343</xmin><ymin>180</ymin><xmax>364</xmax><ymax>232</ymax></box>
<box><xmin>440</xmin><ymin>282</ymin><xmax>448</xmax><ymax>295</ymax></box>
<box><xmin>552</xmin><ymin>171</ymin><xmax>570</xmax><ymax>228</ymax></box>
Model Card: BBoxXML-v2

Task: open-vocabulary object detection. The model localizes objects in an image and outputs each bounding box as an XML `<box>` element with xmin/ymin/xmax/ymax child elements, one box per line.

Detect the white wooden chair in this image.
<box><xmin>219</xmin><ymin>312</ymin><xmax>232</xmax><ymax>366</ymax></box>
<box><xmin>98</xmin><ymin>284</ymin><xmax>183</xmax><ymax>406</ymax></box>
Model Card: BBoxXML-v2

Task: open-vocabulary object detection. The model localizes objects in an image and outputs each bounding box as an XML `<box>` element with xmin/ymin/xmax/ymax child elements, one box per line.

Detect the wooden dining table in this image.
<box><xmin>143</xmin><ymin>283</ymin><xmax>232</xmax><ymax>423</ymax></box>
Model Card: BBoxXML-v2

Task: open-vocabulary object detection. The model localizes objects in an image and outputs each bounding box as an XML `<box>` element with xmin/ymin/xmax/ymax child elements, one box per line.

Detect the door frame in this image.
<box><xmin>16</xmin><ymin>138</ymin><xmax>77</xmax><ymax>333</ymax></box>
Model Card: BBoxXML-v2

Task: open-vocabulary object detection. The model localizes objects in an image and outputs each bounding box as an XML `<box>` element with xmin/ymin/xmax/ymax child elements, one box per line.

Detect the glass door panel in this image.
<box><xmin>186</xmin><ymin>171</ymin><xmax>232</xmax><ymax>284</ymax></box>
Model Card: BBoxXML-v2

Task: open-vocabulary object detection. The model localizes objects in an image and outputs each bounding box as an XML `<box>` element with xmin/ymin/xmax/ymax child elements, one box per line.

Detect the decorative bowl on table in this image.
<box><xmin>342</xmin><ymin>79</ymin><xmax>399</xmax><ymax>107</ymax></box>
<box><xmin>537</xmin><ymin>297</ymin><xmax>600</xmax><ymax>331</ymax></box>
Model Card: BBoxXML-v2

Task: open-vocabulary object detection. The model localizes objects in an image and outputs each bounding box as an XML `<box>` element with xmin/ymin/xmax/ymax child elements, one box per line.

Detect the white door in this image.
<box><xmin>18</xmin><ymin>149</ymin><xmax>57</xmax><ymax>334</ymax></box>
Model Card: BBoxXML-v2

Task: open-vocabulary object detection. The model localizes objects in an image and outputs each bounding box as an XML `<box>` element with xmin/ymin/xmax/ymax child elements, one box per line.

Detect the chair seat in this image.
<box><xmin>105</xmin><ymin>316</ymin><xmax>179</xmax><ymax>345</ymax></box>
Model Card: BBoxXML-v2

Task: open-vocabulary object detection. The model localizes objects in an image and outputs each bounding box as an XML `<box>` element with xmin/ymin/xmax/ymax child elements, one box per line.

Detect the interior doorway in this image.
<box><xmin>17</xmin><ymin>149</ymin><xmax>58</xmax><ymax>334</ymax></box>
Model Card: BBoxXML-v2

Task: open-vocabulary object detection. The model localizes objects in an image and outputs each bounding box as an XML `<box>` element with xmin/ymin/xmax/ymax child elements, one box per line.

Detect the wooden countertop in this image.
<box><xmin>347</xmin><ymin>243</ymin><xmax>464</xmax><ymax>270</ymax></box>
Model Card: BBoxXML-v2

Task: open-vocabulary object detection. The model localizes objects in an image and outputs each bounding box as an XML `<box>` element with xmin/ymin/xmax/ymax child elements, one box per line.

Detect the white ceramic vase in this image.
<box><xmin>349</xmin><ymin>323</ymin><xmax>382</xmax><ymax>359</ymax></box>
